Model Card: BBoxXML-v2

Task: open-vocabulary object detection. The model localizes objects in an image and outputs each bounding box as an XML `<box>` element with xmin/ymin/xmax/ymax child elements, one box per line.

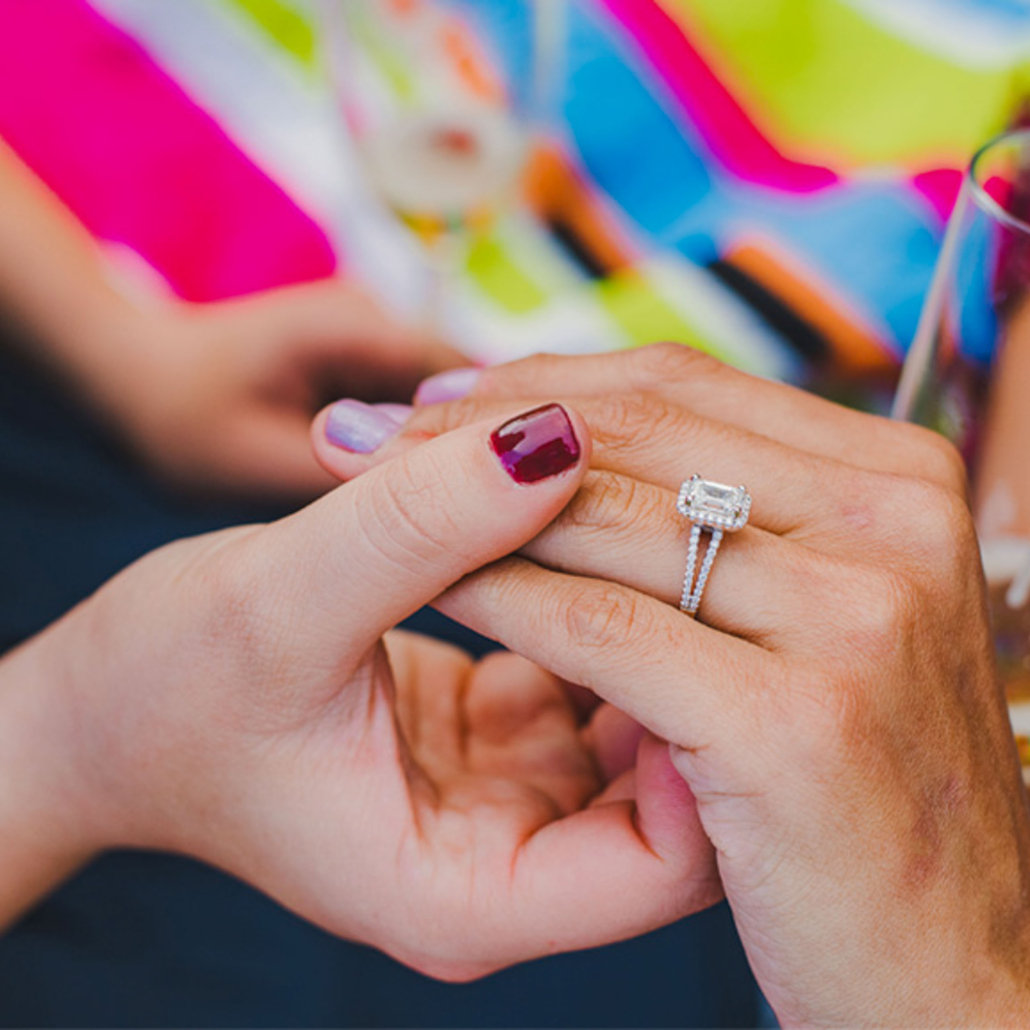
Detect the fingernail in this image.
<box><xmin>490</xmin><ymin>404</ymin><xmax>580</xmax><ymax>484</ymax></box>
<box><xmin>415</xmin><ymin>367</ymin><xmax>481</xmax><ymax>405</ymax></box>
<box><xmin>325</xmin><ymin>399</ymin><xmax>404</xmax><ymax>453</ymax></box>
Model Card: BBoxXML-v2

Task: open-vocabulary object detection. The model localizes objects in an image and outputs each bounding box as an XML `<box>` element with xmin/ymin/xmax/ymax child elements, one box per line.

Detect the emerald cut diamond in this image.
<box><xmin>677</xmin><ymin>475</ymin><xmax>751</xmax><ymax>531</ymax></box>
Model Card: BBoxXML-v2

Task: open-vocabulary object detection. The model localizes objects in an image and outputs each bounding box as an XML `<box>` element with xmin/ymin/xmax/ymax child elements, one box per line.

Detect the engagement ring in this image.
<box><xmin>677</xmin><ymin>475</ymin><xmax>751</xmax><ymax>616</ymax></box>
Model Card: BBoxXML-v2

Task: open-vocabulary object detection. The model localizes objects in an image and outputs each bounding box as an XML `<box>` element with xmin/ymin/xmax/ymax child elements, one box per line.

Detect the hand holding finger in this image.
<box><xmin>21</xmin><ymin>394</ymin><xmax>737</xmax><ymax>983</ymax></box>
<box><xmin>414</xmin><ymin>343</ymin><xmax>967</xmax><ymax>492</ymax></box>
<box><xmin>424</xmin><ymin>391</ymin><xmax>1030</xmax><ymax>1026</ymax></box>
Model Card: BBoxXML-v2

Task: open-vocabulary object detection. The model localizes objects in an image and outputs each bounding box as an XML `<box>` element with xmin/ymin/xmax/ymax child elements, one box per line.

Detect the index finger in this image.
<box><xmin>425</xmin><ymin>345</ymin><xmax>966</xmax><ymax>495</ymax></box>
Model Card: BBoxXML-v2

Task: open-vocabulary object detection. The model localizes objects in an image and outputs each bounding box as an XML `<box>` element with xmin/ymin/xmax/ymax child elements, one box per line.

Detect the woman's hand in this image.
<box><xmin>316</xmin><ymin>344</ymin><xmax>1030</xmax><ymax>1025</ymax></box>
<box><xmin>0</xmin><ymin>141</ymin><xmax>463</xmax><ymax>500</ymax></box>
<box><xmin>71</xmin><ymin>280</ymin><xmax>463</xmax><ymax>499</ymax></box>
<box><xmin>0</xmin><ymin>400</ymin><xmax>716</xmax><ymax>980</ymax></box>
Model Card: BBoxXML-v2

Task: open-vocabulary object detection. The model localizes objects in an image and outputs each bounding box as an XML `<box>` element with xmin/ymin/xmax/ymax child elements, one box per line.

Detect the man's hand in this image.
<box><xmin>317</xmin><ymin>343</ymin><xmax>1030</xmax><ymax>1026</ymax></box>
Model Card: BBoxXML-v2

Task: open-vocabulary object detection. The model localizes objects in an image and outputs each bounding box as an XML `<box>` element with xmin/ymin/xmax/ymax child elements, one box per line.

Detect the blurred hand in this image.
<box><xmin>315</xmin><ymin>344</ymin><xmax>1030</xmax><ymax>1026</ymax></box>
<box><xmin>0</xmin><ymin>144</ymin><xmax>463</xmax><ymax>499</ymax></box>
<box><xmin>2</xmin><ymin>400</ymin><xmax>716</xmax><ymax>980</ymax></box>
<box><xmin>101</xmin><ymin>279</ymin><xmax>464</xmax><ymax>498</ymax></box>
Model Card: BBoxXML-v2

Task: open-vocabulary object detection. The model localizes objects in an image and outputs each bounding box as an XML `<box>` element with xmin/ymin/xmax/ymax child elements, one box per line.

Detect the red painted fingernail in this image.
<box><xmin>490</xmin><ymin>404</ymin><xmax>581</xmax><ymax>484</ymax></box>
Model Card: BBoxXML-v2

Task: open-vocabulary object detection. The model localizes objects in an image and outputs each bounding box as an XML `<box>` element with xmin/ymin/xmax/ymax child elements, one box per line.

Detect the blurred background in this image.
<box><xmin>8</xmin><ymin>0</ymin><xmax>1030</xmax><ymax>398</ymax></box>
<box><xmin>4</xmin><ymin>1</ymin><xmax>1030</xmax><ymax>1026</ymax></box>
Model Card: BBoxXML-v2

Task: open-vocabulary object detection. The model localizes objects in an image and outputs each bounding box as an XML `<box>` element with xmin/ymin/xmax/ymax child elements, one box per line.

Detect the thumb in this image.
<box><xmin>270</xmin><ymin>403</ymin><xmax>589</xmax><ymax>648</ymax></box>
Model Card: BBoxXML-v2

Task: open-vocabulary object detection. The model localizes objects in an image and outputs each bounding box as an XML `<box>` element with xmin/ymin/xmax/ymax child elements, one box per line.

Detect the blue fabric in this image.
<box><xmin>558</xmin><ymin>1</ymin><xmax>944</xmax><ymax>361</ymax></box>
<box><xmin>0</xmin><ymin>339</ymin><xmax>758</xmax><ymax>1027</ymax></box>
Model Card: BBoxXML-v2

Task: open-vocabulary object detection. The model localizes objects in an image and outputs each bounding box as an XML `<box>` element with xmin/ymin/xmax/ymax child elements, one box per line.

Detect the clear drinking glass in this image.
<box><xmin>321</xmin><ymin>0</ymin><xmax>560</xmax><ymax>325</ymax></box>
<box><xmin>893</xmin><ymin>128</ymin><xmax>1030</xmax><ymax>780</ymax></box>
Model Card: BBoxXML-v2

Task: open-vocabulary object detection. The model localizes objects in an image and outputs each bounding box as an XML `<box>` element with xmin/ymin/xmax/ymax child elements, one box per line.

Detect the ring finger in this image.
<box><xmin>522</xmin><ymin>468</ymin><xmax>850</xmax><ymax>650</ymax></box>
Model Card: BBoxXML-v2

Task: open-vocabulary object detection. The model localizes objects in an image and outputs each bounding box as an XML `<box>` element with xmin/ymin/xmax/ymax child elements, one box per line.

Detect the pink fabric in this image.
<box><xmin>0</xmin><ymin>0</ymin><xmax>337</xmax><ymax>302</ymax></box>
<box><xmin>912</xmin><ymin>168</ymin><xmax>964</xmax><ymax>223</ymax></box>
<box><xmin>601</xmin><ymin>0</ymin><xmax>839</xmax><ymax>194</ymax></box>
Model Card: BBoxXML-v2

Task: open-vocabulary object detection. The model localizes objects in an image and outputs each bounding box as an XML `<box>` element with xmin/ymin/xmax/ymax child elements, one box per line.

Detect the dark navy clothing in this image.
<box><xmin>0</xmin><ymin>338</ymin><xmax>758</xmax><ymax>1027</ymax></box>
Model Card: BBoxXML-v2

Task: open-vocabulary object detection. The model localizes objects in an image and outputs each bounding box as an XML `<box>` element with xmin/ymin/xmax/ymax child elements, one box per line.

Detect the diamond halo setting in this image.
<box><xmin>677</xmin><ymin>475</ymin><xmax>751</xmax><ymax>531</ymax></box>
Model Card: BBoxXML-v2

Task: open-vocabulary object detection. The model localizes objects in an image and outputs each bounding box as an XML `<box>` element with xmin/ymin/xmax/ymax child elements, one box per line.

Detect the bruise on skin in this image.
<box><xmin>832</xmin><ymin>649</ymin><xmax>973</xmax><ymax>899</ymax></box>
<box><xmin>898</xmin><ymin>655</ymin><xmax>1030</xmax><ymax>988</ymax></box>
<box><xmin>904</xmin><ymin>774</ymin><xmax>968</xmax><ymax>891</ymax></box>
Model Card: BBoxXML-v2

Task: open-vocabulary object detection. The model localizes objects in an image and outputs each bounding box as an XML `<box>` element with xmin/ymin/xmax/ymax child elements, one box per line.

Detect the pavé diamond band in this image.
<box><xmin>676</xmin><ymin>475</ymin><xmax>751</xmax><ymax>616</ymax></box>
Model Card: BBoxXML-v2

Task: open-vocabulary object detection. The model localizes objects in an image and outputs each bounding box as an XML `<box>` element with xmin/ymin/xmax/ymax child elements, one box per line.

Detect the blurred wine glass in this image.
<box><xmin>893</xmin><ymin>127</ymin><xmax>1030</xmax><ymax>780</ymax></box>
<box><xmin>322</xmin><ymin>0</ymin><xmax>560</xmax><ymax>328</ymax></box>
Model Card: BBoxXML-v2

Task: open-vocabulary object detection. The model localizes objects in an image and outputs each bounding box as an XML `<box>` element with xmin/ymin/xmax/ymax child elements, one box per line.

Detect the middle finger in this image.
<box><xmin>387</xmin><ymin>393</ymin><xmax>885</xmax><ymax>540</ymax></box>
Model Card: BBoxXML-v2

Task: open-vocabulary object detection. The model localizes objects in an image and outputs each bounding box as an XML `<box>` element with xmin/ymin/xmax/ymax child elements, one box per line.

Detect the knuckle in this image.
<box><xmin>857</xmin><ymin>472</ymin><xmax>976</xmax><ymax>579</ymax></box>
<box><xmin>628</xmin><ymin>341</ymin><xmax>719</xmax><ymax>390</ymax></box>
<box><xmin>560</xmin><ymin>471</ymin><xmax>662</xmax><ymax>539</ymax></box>
<box><xmin>559</xmin><ymin>471</ymin><xmax>626</xmax><ymax>535</ymax></box>
<box><xmin>836</xmin><ymin>562</ymin><xmax>919</xmax><ymax>659</ymax></box>
<box><xmin>356</xmin><ymin>454</ymin><xmax>467</xmax><ymax>574</ymax></box>
<box><xmin>586</xmin><ymin>394</ymin><xmax>685</xmax><ymax>453</ymax></box>
<box><xmin>775</xmin><ymin>646</ymin><xmax>886</xmax><ymax>769</ymax></box>
<box><xmin>896</xmin><ymin>423</ymin><xmax>969</xmax><ymax>495</ymax></box>
<box><xmin>895</xmin><ymin>478</ymin><xmax>977</xmax><ymax>580</ymax></box>
<box><xmin>562</xmin><ymin>581</ymin><xmax>647</xmax><ymax>654</ymax></box>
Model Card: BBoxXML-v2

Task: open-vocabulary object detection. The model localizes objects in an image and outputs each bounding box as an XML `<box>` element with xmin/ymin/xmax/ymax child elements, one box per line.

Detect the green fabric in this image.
<box><xmin>670</xmin><ymin>0</ymin><xmax>1020</xmax><ymax>167</ymax></box>
<box><xmin>466</xmin><ymin>234</ymin><xmax>550</xmax><ymax>314</ymax></box>
<box><xmin>226</xmin><ymin>0</ymin><xmax>317</xmax><ymax>68</ymax></box>
<box><xmin>595</xmin><ymin>272</ymin><xmax>730</xmax><ymax>361</ymax></box>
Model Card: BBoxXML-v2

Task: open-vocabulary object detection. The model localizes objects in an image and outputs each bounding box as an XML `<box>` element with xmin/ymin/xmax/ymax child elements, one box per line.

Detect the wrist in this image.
<box><xmin>0</xmin><ymin>621</ymin><xmax>112</xmax><ymax>928</ymax></box>
<box><xmin>54</xmin><ymin>296</ymin><xmax>184</xmax><ymax>433</ymax></box>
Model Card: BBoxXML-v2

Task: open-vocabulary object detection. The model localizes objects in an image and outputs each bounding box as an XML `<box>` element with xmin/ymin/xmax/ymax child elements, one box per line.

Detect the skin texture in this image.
<box><xmin>0</xmin><ymin>139</ymin><xmax>463</xmax><ymax>498</ymax></box>
<box><xmin>314</xmin><ymin>343</ymin><xmax>1030</xmax><ymax>1027</ymax></box>
<box><xmin>0</xmin><ymin>408</ymin><xmax>719</xmax><ymax>981</ymax></box>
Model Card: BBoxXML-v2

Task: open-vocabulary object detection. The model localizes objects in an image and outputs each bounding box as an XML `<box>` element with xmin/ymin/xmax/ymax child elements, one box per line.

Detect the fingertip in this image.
<box><xmin>310</xmin><ymin>402</ymin><xmax>358</xmax><ymax>483</ymax></box>
<box><xmin>310</xmin><ymin>398</ymin><xmax>590</xmax><ymax>513</ymax></box>
<box><xmin>635</xmin><ymin>734</ymin><xmax>716</xmax><ymax>875</ymax></box>
<box><xmin>586</xmin><ymin>704</ymin><xmax>648</xmax><ymax>783</ymax></box>
<box><xmin>639</xmin><ymin>735</ymin><xmax>699</xmax><ymax>817</ymax></box>
<box><xmin>311</xmin><ymin>399</ymin><xmax>415</xmax><ymax>482</ymax></box>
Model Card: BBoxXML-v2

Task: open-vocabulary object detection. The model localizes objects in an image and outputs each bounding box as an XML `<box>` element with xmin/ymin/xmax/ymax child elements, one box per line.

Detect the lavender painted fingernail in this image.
<box><xmin>414</xmin><ymin>367</ymin><xmax>481</xmax><ymax>405</ymax></box>
<box><xmin>325</xmin><ymin>399</ymin><xmax>404</xmax><ymax>453</ymax></box>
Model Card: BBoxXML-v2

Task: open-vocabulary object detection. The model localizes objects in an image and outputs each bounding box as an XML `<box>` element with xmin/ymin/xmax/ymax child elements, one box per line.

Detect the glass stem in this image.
<box><xmin>420</xmin><ymin>229</ymin><xmax>465</xmax><ymax>334</ymax></box>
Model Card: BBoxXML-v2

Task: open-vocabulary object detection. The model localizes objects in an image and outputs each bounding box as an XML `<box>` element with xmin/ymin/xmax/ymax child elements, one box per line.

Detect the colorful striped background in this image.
<box><xmin>3</xmin><ymin>0</ymin><xmax>1029</xmax><ymax>393</ymax></box>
